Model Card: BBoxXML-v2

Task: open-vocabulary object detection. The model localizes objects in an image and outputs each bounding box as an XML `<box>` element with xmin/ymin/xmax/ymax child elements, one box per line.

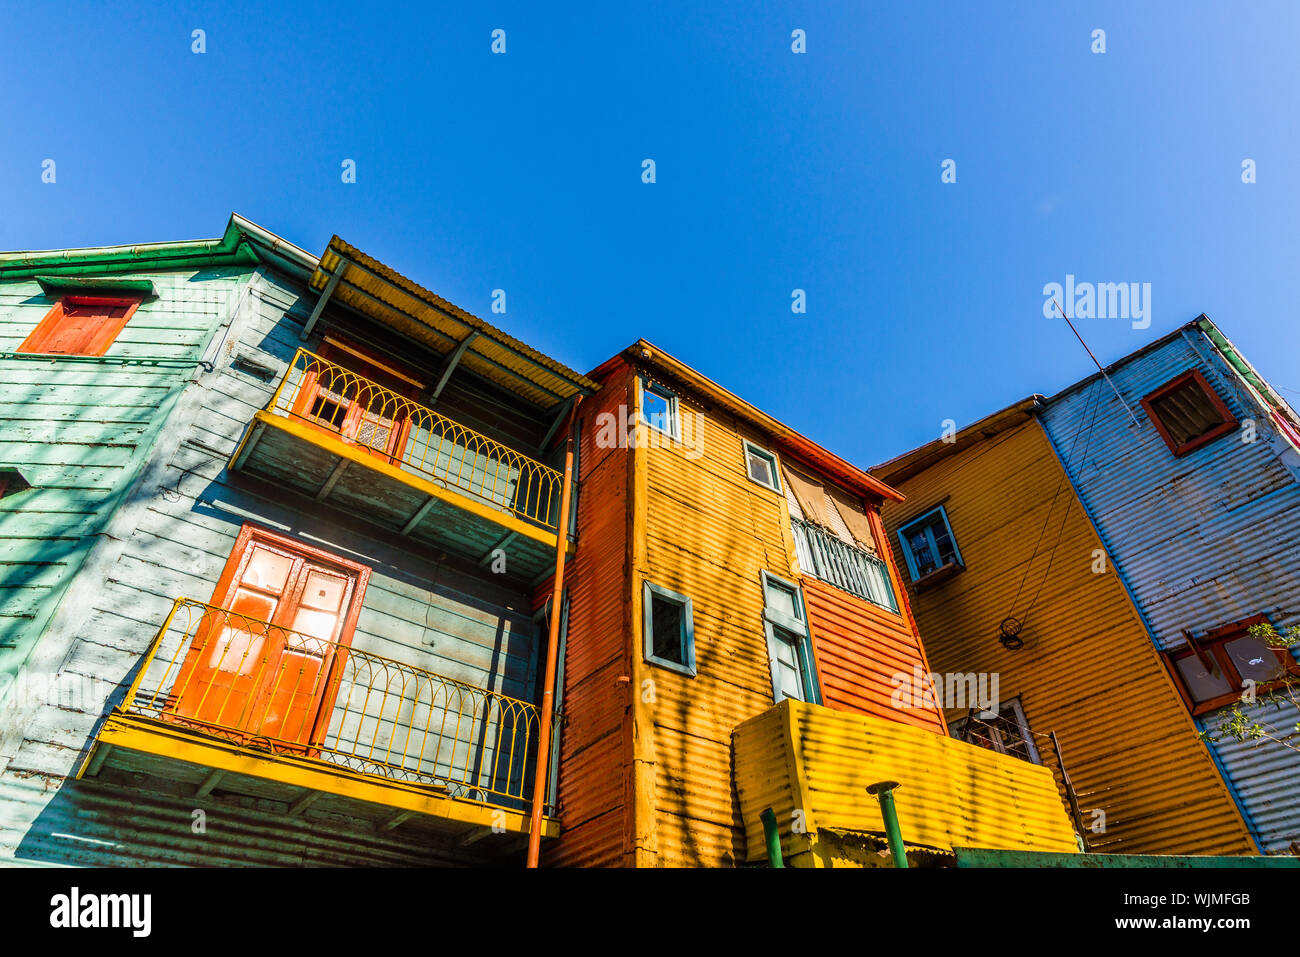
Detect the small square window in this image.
<box><xmin>1140</xmin><ymin>369</ymin><xmax>1237</xmax><ymax>457</ymax></box>
<box><xmin>641</xmin><ymin>379</ymin><xmax>679</xmax><ymax>439</ymax></box>
<box><xmin>18</xmin><ymin>295</ymin><xmax>141</xmax><ymax>357</ymax></box>
<box><xmin>743</xmin><ymin>441</ymin><xmax>781</xmax><ymax>492</ymax></box>
<box><xmin>643</xmin><ymin>581</ymin><xmax>695</xmax><ymax>676</ymax></box>
<box><xmin>1165</xmin><ymin>616</ymin><xmax>1300</xmax><ymax>715</ymax></box>
<box><xmin>897</xmin><ymin>506</ymin><xmax>963</xmax><ymax>582</ymax></box>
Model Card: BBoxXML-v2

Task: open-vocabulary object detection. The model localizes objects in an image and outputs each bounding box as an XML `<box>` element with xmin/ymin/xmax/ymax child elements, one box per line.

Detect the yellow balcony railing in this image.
<box><xmin>266</xmin><ymin>348</ymin><xmax>564</xmax><ymax>531</ymax></box>
<box><xmin>118</xmin><ymin>598</ymin><xmax>557</xmax><ymax>814</ymax></box>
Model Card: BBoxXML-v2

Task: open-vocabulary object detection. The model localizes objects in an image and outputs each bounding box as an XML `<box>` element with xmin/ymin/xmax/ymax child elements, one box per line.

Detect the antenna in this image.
<box><xmin>1052</xmin><ymin>298</ymin><xmax>1142</xmax><ymax>429</ymax></box>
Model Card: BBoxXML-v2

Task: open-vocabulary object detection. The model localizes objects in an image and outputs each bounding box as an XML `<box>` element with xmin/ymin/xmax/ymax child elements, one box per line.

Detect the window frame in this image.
<box><xmin>897</xmin><ymin>505</ymin><xmax>964</xmax><ymax>583</ymax></box>
<box><xmin>642</xmin><ymin>580</ymin><xmax>696</xmax><ymax>676</ymax></box>
<box><xmin>639</xmin><ymin>377</ymin><xmax>680</xmax><ymax>441</ymax></box>
<box><xmin>950</xmin><ymin>697</ymin><xmax>1042</xmax><ymax>765</ymax></box>
<box><xmin>742</xmin><ymin>440</ymin><xmax>782</xmax><ymax>493</ymax></box>
<box><xmin>760</xmin><ymin>570</ymin><xmax>821</xmax><ymax>705</ymax></box>
<box><xmin>1162</xmin><ymin>615</ymin><xmax>1300</xmax><ymax>716</ymax></box>
<box><xmin>1140</xmin><ymin>368</ymin><xmax>1238</xmax><ymax>458</ymax></box>
<box><xmin>17</xmin><ymin>294</ymin><xmax>142</xmax><ymax>357</ymax></box>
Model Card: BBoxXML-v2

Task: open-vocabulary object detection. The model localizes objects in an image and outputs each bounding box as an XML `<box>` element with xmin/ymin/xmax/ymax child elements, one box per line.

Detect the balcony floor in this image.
<box><xmin>81</xmin><ymin>714</ymin><xmax>558</xmax><ymax>846</ymax></box>
<box><xmin>231</xmin><ymin>411</ymin><xmax>564</xmax><ymax>582</ymax></box>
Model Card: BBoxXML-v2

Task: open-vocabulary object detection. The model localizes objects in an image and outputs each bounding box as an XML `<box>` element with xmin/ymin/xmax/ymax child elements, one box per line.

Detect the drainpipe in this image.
<box><xmin>526</xmin><ymin>399</ymin><xmax>581</xmax><ymax>868</ymax></box>
<box><xmin>867</xmin><ymin>781</ymin><xmax>908</xmax><ymax>868</ymax></box>
<box><xmin>760</xmin><ymin>807</ymin><xmax>784</xmax><ymax>868</ymax></box>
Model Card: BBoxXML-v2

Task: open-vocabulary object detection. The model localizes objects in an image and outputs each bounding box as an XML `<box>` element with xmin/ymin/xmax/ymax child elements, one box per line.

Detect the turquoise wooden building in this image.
<box><xmin>0</xmin><ymin>216</ymin><xmax>594</xmax><ymax>866</ymax></box>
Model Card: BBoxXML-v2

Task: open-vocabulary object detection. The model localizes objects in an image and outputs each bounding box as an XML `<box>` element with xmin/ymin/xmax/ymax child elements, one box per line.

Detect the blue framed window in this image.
<box><xmin>760</xmin><ymin>571</ymin><xmax>821</xmax><ymax>704</ymax></box>
<box><xmin>640</xmin><ymin>378</ymin><xmax>679</xmax><ymax>440</ymax></box>
<box><xmin>897</xmin><ymin>506</ymin><xmax>963</xmax><ymax>581</ymax></box>
<box><xmin>643</xmin><ymin>581</ymin><xmax>696</xmax><ymax>676</ymax></box>
<box><xmin>743</xmin><ymin>440</ymin><xmax>781</xmax><ymax>492</ymax></box>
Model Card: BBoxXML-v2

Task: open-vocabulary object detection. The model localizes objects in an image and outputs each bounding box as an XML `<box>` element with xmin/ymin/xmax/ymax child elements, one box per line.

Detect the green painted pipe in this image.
<box><xmin>867</xmin><ymin>781</ymin><xmax>908</xmax><ymax>868</ymax></box>
<box><xmin>760</xmin><ymin>807</ymin><xmax>783</xmax><ymax>868</ymax></box>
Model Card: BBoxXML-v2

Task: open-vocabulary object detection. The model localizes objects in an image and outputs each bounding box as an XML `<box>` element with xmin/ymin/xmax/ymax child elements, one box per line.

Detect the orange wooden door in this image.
<box><xmin>169</xmin><ymin>532</ymin><xmax>362</xmax><ymax>752</ymax></box>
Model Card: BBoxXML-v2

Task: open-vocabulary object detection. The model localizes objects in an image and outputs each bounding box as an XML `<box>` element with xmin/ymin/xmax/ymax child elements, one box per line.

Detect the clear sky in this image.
<box><xmin>2</xmin><ymin>1</ymin><xmax>1297</xmax><ymax>468</ymax></box>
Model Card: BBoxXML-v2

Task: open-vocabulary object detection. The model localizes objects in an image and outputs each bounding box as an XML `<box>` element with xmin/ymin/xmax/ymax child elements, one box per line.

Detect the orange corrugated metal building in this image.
<box><xmin>545</xmin><ymin>342</ymin><xmax>1013</xmax><ymax>867</ymax></box>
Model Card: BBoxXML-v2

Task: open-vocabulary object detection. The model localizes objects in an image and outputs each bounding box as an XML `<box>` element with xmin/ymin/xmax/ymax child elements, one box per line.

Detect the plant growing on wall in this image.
<box><xmin>1198</xmin><ymin>623</ymin><xmax>1300</xmax><ymax>755</ymax></box>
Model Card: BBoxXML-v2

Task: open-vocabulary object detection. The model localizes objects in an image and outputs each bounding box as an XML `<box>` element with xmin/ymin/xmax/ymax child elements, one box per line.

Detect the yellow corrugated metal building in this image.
<box><xmin>875</xmin><ymin>403</ymin><xmax>1257</xmax><ymax>855</ymax></box>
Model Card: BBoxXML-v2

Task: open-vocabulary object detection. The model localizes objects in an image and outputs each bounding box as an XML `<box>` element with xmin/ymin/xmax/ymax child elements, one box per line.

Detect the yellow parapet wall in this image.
<box><xmin>732</xmin><ymin>699</ymin><xmax>1081</xmax><ymax>866</ymax></box>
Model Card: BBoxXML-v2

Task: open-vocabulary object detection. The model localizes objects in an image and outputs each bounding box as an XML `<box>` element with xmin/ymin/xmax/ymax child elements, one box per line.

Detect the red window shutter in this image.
<box><xmin>18</xmin><ymin>296</ymin><xmax>141</xmax><ymax>356</ymax></box>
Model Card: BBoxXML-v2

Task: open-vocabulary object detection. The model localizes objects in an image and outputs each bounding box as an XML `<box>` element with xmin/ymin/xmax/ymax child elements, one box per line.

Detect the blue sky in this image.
<box><xmin>2</xmin><ymin>1</ymin><xmax>1297</xmax><ymax>467</ymax></box>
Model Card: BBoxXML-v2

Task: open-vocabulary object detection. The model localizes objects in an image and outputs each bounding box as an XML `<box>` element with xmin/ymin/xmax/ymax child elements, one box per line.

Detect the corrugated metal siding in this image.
<box><xmin>881</xmin><ymin>417</ymin><xmax>1256</xmax><ymax>855</ymax></box>
<box><xmin>639</xmin><ymin>391</ymin><xmax>797</xmax><ymax>866</ymax></box>
<box><xmin>1039</xmin><ymin>328</ymin><xmax>1300</xmax><ymax>852</ymax></box>
<box><xmin>802</xmin><ymin>578</ymin><xmax>945</xmax><ymax>733</ymax></box>
<box><xmin>733</xmin><ymin>699</ymin><xmax>1079</xmax><ymax>864</ymax></box>
<box><xmin>0</xmin><ymin>268</ymin><xmax>548</xmax><ymax>866</ymax></box>
<box><xmin>0</xmin><ymin>269</ymin><xmax>249</xmax><ymax>682</ymax></box>
<box><xmin>543</xmin><ymin>363</ymin><xmax>632</xmax><ymax>867</ymax></box>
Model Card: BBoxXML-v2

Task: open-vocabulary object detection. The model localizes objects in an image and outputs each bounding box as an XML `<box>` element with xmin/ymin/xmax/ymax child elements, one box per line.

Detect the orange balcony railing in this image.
<box><xmin>118</xmin><ymin>598</ymin><xmax>558</xmax><ymax>814</ymax></box>
<box><xmin>266</xmin><ymin>348</ymin><xmax>564</xmax><ymax>531</ymax></box>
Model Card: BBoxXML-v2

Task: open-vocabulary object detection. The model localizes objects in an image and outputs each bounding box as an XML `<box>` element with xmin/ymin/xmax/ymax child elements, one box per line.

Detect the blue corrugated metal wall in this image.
<box><xmin>1039</xmin><ymin>325</ymin><xmax>1300</xmax><ymax>852</ymax></box>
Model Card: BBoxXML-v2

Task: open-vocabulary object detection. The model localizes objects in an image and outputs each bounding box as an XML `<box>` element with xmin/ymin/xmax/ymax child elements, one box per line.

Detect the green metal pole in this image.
<box><xmin>867</xmin><ymin>781</ymin><xmax>908</xmax><ymax>868</ymax></box>
<box><xmin>760</xmin><ymin>807</ymin><xmax>784</xmax><ymax>868</ymax></box>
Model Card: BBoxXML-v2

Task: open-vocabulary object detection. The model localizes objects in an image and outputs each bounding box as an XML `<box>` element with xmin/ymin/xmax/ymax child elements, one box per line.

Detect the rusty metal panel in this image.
<box><xmin>1039</xmin><ymin>326</ymin><xmax>1300</xmax><ymax>853</ymax></box>
<box><xmin>801</xmin><ymin>578</ymin><xmax>946</xmax><ymax>733</ymax></box>
<box><xmin>733</xmin><ymin>699</ymin><xmax>1080</xmax><ymax>865</ymax></box>
<box><xmin>880</xmin><ymin>417</ymin><xmax>1257</xmax><ymax>855</ymax></box>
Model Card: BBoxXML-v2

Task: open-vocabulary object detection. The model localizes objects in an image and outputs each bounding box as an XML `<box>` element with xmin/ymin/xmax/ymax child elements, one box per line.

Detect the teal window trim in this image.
<box><xmin>760</xmin><ymin>570</ymin><xmax>822</xmax><ymax>705</ymax></box>
<box><xmin>640</xmin><ymin>377</ymin><xmax>680</xmax><ymax>441</ymax></box>
<box><xmin>897</xmin><ymin>505</ymin><xmax>963</xmax><ymax>581</ymax></box>
<box><xmin>743</xmin><ymin>440</ymin><xmax>781</xmax><ymax>493</ymax></box>
<box><xmin>643</xmin><ymin>580</ymin><xmax>696</xmax><ymax>676</ymax></box>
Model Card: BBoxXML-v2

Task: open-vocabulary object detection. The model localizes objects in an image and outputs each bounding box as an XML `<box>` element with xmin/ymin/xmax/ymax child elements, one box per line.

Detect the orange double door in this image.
<box><xmin>168</xmin><ymin>525</ymin><xmax>371</xmax><ymax>753</ymax></box>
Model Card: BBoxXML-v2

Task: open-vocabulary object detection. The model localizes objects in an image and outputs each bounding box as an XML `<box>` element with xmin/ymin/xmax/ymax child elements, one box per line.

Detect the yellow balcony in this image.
<box><xmin>230</xmin><ymin>348</ymin><xmax>569</xmax><ymax>581</ymax></box>
<box><xmin>79</xmin><ymin>599</ymin><xmax>559</xmax><ymax>847</ymax></box>
<box><xmin>731</xmin><ymin>699</ymin><xmax>1080</xmax><ymax>867</ymax></box>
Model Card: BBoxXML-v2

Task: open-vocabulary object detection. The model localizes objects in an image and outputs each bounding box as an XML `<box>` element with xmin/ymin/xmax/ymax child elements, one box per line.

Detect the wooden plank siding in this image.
<box><xmin>0</xmin><ymin>268</ymin><xmax>251</xmax><ymax>684</ymax></box>
<box><xmin>0</xmin><ymin>267</ymin><xmax>551</xmax><ymax>866</ymax></box>
<box><xmin>879</xmin><ymin>417</ymin><xmax>1257</xmax><ymax>855</ymax></box>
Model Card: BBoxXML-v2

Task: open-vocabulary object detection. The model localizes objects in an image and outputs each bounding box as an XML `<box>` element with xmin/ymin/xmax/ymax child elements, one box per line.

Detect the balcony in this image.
<box><xmin>79</xmin><ymin>599</ymin><xmax>559</xmax><ymax>844</ymax></box>
<box><xmin>731</xmin><ymin>699</ymin><xmax>1080</xmax><ymax>867</ymax></box>
<box><xmin>791</xmin><ymin>517</ymin><xmax>898</xmax><ymax>612</ymax></box>
<box><xmin>230</xmin><ymin>348</ymin><xmax>568</xmax><ymax>582</ymax></box>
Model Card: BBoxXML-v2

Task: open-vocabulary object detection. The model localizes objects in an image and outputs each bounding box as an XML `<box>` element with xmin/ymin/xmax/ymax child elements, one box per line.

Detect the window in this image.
<box><xmin>0</xmin><ymin>468</ymin><xmax>32</xmax><ymax>500</ymax></box>
<box><xmin>289</xmin><ymin>337</ymin><xmax>423</xmax><ymax>463</ymax></box>
<box><xmin>743</xmin><ymin>441</ymin><xmax>780</xmax><ymax>492</ymax></box>
<box><xmin>760</xmin><ymin>571</ymin><xmax>820</xmax><ymax>704</ymax></box>
<box><xmin>640</xmin><ymin>379</ymin><xmax>679</xmax><ymax>440</ymax></box>
<box><xmin>1140</xmin><ymin>369</ymin><xmax>1238</xmax><ymax>457</ymax></box>
<box><xmin>950</xmin><ymin>698</ymin><xmax>1041</xmax><ymax>764</ymax></box>
<box><xmin>18</xmin><ymin>295</ymin><xmax>141</xmax><ymax>356</ymax></box>
<box><xmin>1163</xmin><ymin>616</ymin><xmax>1300</xmax><ymax>716</ymax></box>
<box><xmin>897</xmin><ymin>506</ymin><xmax>963</xmax><ymax>583</ymax></box>
<box><xmin>643</xmin><ymin>581</ymin><xmax>696</xmax><ymax>675</ymax></box>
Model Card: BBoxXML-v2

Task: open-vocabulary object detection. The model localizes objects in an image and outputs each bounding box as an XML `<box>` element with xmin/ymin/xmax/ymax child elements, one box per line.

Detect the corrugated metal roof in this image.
<box><xmin>311</xmin><ymin>238</ymin><xmax>598</xmax><ymax>410</ymax></box>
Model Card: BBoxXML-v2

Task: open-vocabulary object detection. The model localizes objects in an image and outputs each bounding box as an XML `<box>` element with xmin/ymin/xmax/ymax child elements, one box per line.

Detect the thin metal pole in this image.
<box><xmin>1052</xmin><ymin>299</ymin><xmax>1143</xmax><ymax>429</ymax></box>
<box><xmin>760</xmin><ymin>807</ymin><xmax>784</xmax><ymax>868</ymax></box>
<box><xmin>526</xmin><ymin>404</ymin><xmax>580</xmax><ymax>868</ymax></box>
<box><xmin>867</xmin><ymin>781</ymin><xmax>908</xmax><ymax>868</ymax></box>
<box><xmin>1049</xmin><ymin>730</ymin><xmax>1090</xmax><ymax>852</ymax></box>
